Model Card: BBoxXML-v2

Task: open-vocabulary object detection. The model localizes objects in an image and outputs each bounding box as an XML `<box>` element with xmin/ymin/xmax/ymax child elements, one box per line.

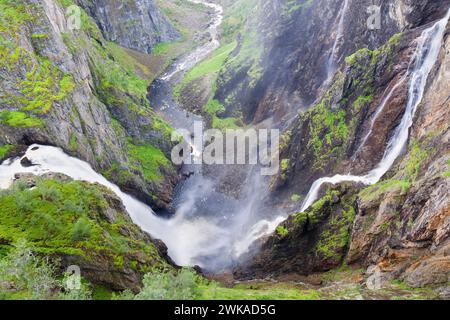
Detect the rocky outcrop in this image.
<box><xmin>0</xmin><ymin>173</ymin><xmax>175</xmax><ymax>292</ymax></box>
<box><xmin>0</xmin><ymin>0</ymin><xmax>179</xmax><ymax>211</ymax></box>
<box><xmin>235</xmin><ymin>1</ymin><xmax>450</xmax><ymax>291</ymax></box>
<box><xmin>234</xmin><ymin>184</ymin><xmax>360</xmax><ymax>279</ymax></box>
<box><xmin>77</xmin><ymin>0</ymin><xmax>180</xmax><ymax>54</ymax></box>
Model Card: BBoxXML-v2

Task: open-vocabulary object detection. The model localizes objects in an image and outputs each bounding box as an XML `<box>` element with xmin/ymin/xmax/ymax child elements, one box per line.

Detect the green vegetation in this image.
<box><xmin>0</xmin><ymin>239</ymin><xmax>92</xmax><ymax>300</ymax></box>
<box><xmin>282</xmin><ymin>0</ymin><xmax>314</xmax><ymax>17</ymax></box>
<box><xmin>0</xmin><ymin>178</ymin><xmax>167</xmax><ymax>270</ymax></box>
<box><xmin>316</xmin><ymin>205</ymin><xmax>355</xmax><ymax>260</ymax></box>
<box><xmin>307</xmin><ymin>99</ymin><xmax>349</xmax><ymax>161</ymax></box>
<box><xmin>113</xmin><ymin>268</ymin><xmax>321</xmax><ymax>300</ymax></box>
<box><xmin>359</xmin><ymin>179</ymin><xmax>411</xmax><ymax>202</ymax></box>
<box><xmin>0</xmin><ymin>0</ymin><xmax>33</xmax><ymax>38</ymax></box>
<box><xmin>405</xmin><ymin>140</ymin><xmax>428</xmax><ymax>181</ymax></box>
<box><xmin>127</xmin><ymin>142</ymin><xmax>172</xmax><ymax>184</ymax></box>
<box><xmin>276</xmin><ymin>226</ymin><xmax>289</xmax><ymax>238</ymax></box>
<box><xmin>176</xmin><ymin>41</ymin><xmax>237</xmax><ymax>94</ymax></box>
<box><xmin>198</xmin><ymin>282</ymin><xmax>320</xmax><ymax>300</ymax></box>
<box><xmin>0</xmin><ymin>1</ymin><xmax>75</xmax><ymax>127</ymax></box>
<box><xmin>0</xmin><ymin>110</ymin><xmax>43</xmax><ymax>127</ymax></box>
<box><xmin>0</xmin><ymin>143</ymin><xmax>13</xmax><ymax>159</ymax></box>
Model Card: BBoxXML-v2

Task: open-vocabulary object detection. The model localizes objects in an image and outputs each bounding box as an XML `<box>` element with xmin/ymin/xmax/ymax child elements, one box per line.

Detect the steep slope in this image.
<box><xmin>0</xmin><ymin>0</ymin><xmax>178</xmax><ymax>210</ymax></box>
<box><xmin>235</xmin><ymin>2</ymin><xmax>450</xmax><ymax>292</ymax></box>
<box><xmin>76</xmin><ymin>0</ymin><xmax>180</xmax><ymax>54</ymax></box>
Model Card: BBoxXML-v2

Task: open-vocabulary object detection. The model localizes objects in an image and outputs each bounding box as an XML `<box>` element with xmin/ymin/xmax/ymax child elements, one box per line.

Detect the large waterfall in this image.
<box><xmin>301</xmin><ymin>8</ymin><xmax>450</xmax><ymax>212</ymax></box>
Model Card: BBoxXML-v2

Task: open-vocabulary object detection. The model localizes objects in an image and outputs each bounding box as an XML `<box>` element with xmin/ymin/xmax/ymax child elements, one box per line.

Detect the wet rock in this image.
<box><xmin>20</xmin><ymin>157</ymin><xmax>35</xmax><ymax>167</ymax></box>
<box><xmin>77</xmin><ymin>0</ymin><xmax>180</xmax><ymax>54</ymax></box>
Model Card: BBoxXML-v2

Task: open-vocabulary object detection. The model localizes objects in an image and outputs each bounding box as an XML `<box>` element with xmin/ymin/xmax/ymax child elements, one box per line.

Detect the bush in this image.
<box><xmin>0</xmin><ymin>240</ymin><xmax>93</xmax><ymax>300</ymax></box>
<box><xmin>115</xmin><ymin>268</ymin><xmax>201</xmax><ymax>300</ymax></box>
<box><xmin>0</xmin><ymin>239</ymin><xmax>57</xmax><ymax>300</ymax></box>
<box><xmin>70</xmin><ymin>218</ymin><xmax>92</xmax><ymax>242</ymax></box>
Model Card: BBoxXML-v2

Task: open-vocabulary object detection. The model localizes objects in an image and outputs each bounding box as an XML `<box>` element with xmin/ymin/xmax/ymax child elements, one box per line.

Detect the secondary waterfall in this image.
<box><xmin>301</xmin><ymin>8</ymin><xmax>450</xmax><ymax>212</ymax></box>
<box><xmin>326</xmin><ymin>0</ymin><xmax>350</xmax><ymax>78</ymax></box>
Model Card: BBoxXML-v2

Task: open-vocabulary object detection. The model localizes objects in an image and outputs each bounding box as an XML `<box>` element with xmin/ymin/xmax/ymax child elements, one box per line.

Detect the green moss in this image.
<box><xmin>405</xmin><ymin>140</ymin><xmax>428</xmax><ymax>181</ymax></box>
<box><xmin>1</xmin><ymin>18</ymin><xmax>75</xmax><ymax>121</ymax></box>
<box><xmin>127</xmin><ymin>142</ymin><xmax>171</xmax><ymax>184</ymax></box>
<box><xmin>69</xmin><ymin>133</ymin><xmax>78</xmax><ymax>151</ymax></box>
<box><xmin>276</xmin><ymin>226</ymin><xmax>289</xmax><ymax>238</ymax></box>
<box><xmin>211</xmin><ymin>116</ymin><xmax>240</xmax><ymax>131</ymax></box>
<box><xmin>306</xmin><ymin>98</ymin><xmax>350</xmax><ymax>162</ymax></box>
<box><xmin>315</xmin><ymin>205</ymin><xmax>355</xmax><ymax>260</ymax></box>
<box><xmin>291</xmin><ymin>193</ymin><xmax>301</xmax><ymax>202</ymax></box>
<box><xmin>0</xmin><ymin>0</ymin><xmax>33</xmax><ymax>38</ymax></box>
<box><xmin>0</xmin><ymin>144</ymin><xmax>13</xmax><ymax>159</ymax></box>
<box><xmin>0</xmin><ymin>110</ymin><xmax>43</xmax><ymax>127</ymax></box>
<box><xmin>353</xmin><ymin>95</ymin><xmax>373</xmax><ymax>110</ymax></box>
<box><xmin>359</xmin><ymin>179</ymin><xmax>411</xmax><ymax>202</ymax></box>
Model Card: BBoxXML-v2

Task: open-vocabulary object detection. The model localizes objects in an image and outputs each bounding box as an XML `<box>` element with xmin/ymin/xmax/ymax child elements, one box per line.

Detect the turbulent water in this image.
<box><xmin>0</xmin><ymin>0</ymin><xmax>282</xmax><ymax>272</ymax></box>
<box><xmin>301</xmin><ymin>8</ymin><xmax>450</xmax><ymax>212</ymax></box>
<box><xmin>1</xmin><ymin>2</ymin><xmax>447</xmax><ymax>274</ymax></box>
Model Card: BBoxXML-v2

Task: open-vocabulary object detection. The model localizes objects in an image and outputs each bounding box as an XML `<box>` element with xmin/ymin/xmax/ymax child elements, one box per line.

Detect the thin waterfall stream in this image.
<box><xmin>301</xmin><ymin>8</ymin><xmax>450</xmax><ymax>212</ymax></box>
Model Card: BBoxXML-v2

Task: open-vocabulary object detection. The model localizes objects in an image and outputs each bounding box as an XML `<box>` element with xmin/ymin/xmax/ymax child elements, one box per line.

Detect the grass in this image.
<box><xmin>198</xmin><ymin>283</ymin><xmax>321</xmax><ymax>300</ymax></box>
<box><xmin>174</xmin><ymin>41</ymin><xmax>237</xmax><ymax>97</ymax></box>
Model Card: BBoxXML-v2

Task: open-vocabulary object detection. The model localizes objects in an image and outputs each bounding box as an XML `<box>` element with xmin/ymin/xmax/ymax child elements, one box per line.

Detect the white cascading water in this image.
<box><xmin>0</xmin><ymin>145</ymin><xmax>230</xmax><ymax>266</ymax></box>
<box><xmin>301</xmin><ymin>8</ymin><xmax>450</xmax><ymax>212</ymax></box>
<box><xmin>326</xmin><ymin>0</ymin><xmax>350</xmax><ymax>78</ymax></box>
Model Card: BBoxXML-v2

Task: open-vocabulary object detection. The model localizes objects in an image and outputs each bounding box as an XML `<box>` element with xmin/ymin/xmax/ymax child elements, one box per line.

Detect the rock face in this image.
<box><xmin>0</xmin><ymin>0</ymin><xmax>179</xmax><ymax>210</ymax></box>
<box><xmin>211</xmin><ymin>0</ymin><xmax>450</xmax><ymax>125</ymax></box>
<box><xmin>77</xmin><ymin>0</ymin><xmax>180</xmax><ymax>54</ymax></box>
<box><xmin>234</xmin><ymin>184</ymin><xmax>360</xmax><ymax>279</ymax></box>
<box><xmin>234</xmin><ymin>0</ymin><xmax>450</xmax><ymax>291</ymax></box>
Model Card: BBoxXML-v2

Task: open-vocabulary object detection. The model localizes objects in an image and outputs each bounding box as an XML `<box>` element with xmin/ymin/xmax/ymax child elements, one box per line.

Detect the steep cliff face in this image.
<box><xmin>206</xmin><ymin>0</ymin><xmax>450</xmax><ymax>126</ymax></box>
<box><xmin>235</xmin><ymin>1</ymin><xmax>450</xmax><ymax>291</ymax></box>
<box><xmin>0</xmin><ymin>0</ymin><xmax>178</xmax><ymax>210</ymax></box>
<box><xmin>76</xmin><ymin>0</ymin><xmax>180</xmax><ymax>54</ymax></box>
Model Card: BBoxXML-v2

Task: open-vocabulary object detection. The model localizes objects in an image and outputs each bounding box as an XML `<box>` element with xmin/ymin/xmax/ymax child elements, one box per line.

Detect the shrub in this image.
<box><xmin>70</xmin><ymin>218</ymin><xmax>92</xmax><ymax>242</ymax></box>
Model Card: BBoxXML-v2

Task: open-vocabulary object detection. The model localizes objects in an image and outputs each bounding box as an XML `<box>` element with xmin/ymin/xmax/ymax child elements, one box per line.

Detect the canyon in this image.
<box><xmin>0</xmin><ymin>0</ymin><xmax>449</xmax><ymax>299</ymax></box>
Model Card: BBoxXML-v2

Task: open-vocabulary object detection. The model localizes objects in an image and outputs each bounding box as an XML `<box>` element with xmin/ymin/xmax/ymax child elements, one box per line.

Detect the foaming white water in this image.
<box><xmin>161</xmin><ymin>0</ymin><xmax>223</xmax><ymax>81</ymax></box>
<box><xmin>0</xmin><ymin>145</ymin><xmax>229</xmax><ymax>266</ymax></box>
<box><xmin>233</xmin><ymin>216</ymin><xmax>286</xmax><ymax>257</ymax></box>
<box><xmin>301</xmin><ymin>9</ymin><xmax>450</xmax><ymax>212</ymax></box>
<box><xmin>326</xmin><ymin>0</ymin><xmax>350</xmax><ymax>78</ymax></box>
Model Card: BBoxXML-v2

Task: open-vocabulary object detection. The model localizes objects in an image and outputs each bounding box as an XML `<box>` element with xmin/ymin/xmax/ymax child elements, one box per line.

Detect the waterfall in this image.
<box><xmin>0</xmin><ymin>145</ymin><xmax>232</xmax><ymax>267</ymax></box>
<box><xmin>301</xmin><ymin>8</ymin><xmax>450</xmax><ymax>212</ymax></box>
<box><xmin>326</xmin><ymin>0</ymin><xmax>350</xmax><ymax>78</ymax></box>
